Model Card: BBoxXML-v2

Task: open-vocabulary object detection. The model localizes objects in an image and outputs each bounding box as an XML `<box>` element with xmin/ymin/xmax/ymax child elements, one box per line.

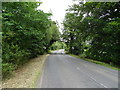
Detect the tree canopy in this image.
<box><xmin>2</xmin><ymin>2</ymin><xmax>60</xmax><ymax>78</ymax></box>
<box><xmin>63</xmin><ymin>2</ymin><xmax>120</xmax><ymax>66</ymax></box>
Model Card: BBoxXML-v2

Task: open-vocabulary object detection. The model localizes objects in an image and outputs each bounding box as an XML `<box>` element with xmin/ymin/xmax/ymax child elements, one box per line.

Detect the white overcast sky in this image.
<box><xmin>37</xmin><ymin>0</ymin><xmax>76</xmax><ymax>33</ymax></box>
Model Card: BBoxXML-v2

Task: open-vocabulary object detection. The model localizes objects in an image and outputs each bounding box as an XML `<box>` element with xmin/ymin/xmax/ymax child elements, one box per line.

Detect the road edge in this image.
<box><xmin>33</xmin><ymin>54</ymin><xmax>49</xmax><ymax>88</ymax></box>
<box><xmin>69</xmin><ymin>54</ymin><xmax>120</xmax><ymax>71</ymax></box>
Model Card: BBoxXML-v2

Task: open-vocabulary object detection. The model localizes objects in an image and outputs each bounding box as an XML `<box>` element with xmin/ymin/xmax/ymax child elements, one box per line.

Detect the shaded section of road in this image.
<box><xmin>36</xmin><ymin>50</ymin><xmax>118</xmax><ymax>88</ymax></box>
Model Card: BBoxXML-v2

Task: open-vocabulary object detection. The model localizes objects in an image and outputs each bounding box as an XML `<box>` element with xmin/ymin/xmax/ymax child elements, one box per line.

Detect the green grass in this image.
<box><xmin>48</xmin><ymin>50</ymin><xmax>53</xmax><ymax>53</ymax></box>
<box><xmin>69</xmin><ymin>54</ymin><xmax>120</xmax><ymax>71</ymax></box>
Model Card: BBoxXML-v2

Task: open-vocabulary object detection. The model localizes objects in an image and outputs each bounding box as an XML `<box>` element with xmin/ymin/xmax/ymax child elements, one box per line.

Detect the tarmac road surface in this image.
<box><xmin>36</xmin><ymin>49</ymin><xmax>118</xmax><ymax>89</ymax></box>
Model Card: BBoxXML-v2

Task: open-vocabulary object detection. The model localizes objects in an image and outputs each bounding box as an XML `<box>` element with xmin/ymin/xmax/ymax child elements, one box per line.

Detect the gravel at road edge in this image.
<box><xmin>2</xmin><ymin>54</ymin><xmax>49</xmax><ymax>88</ymax></box>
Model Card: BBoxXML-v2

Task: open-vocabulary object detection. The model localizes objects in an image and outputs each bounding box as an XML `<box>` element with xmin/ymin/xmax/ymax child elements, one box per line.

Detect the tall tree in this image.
<box><xmin>63</xmin><ymin>2</ymin><xmax>120</xmax><ymax>65</ymax></box>
<box><xmin>2</xmin><ymin>2</ymin><xmax>61</xmax><ymax>78</ymax></box>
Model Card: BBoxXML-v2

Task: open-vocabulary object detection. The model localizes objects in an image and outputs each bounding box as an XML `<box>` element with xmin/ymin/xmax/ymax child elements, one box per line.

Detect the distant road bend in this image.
<box><xmin>36</xmin><ymin>49</ymin><xmax>118</xmax><ymax>88</ymax></box>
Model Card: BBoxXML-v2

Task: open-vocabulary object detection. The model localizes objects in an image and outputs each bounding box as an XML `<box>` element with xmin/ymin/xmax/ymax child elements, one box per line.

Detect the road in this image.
<box><xmin>36</xmin><ymin>49</ymin><xmax>118</xmax><ymax>88</ymax></box>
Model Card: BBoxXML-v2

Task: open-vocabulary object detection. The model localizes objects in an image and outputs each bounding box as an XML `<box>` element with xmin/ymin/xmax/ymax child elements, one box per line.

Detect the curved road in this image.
<box><xmin>36</xmin><ymin>49</ymin><xmax>118</xmax><ymax>88</ymax></box>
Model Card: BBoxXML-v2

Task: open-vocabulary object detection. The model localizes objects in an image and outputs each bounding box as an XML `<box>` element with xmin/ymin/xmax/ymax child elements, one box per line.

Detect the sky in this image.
<box><xmin>37</xmin><ymin>0</ymin><xmax>75</xmax><ymax>33</ymax></box>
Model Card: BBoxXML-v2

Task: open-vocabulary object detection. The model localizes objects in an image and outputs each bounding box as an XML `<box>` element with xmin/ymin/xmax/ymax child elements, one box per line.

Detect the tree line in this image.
<box><xmin>2</xmin><ymin>2</ymin><xmax>60</xmax><ymax>78</ymax></box>
<box><xmin>50</xmin><ymin>41</ymin><xmax>67</xmax><ymax>50</ymax></box>
<box><xmin>63</xmin><ymin>2</ymin><xmax>120</xmax><ymax>66</ymax></box>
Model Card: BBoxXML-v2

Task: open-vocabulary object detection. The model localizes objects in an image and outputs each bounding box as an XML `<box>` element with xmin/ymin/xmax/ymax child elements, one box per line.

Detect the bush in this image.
<box><xmin>50</xmin><ymin>41</ymin><xmax>67</xmax><ymax>50</ymax></box>
<box><xmin>2</xmin><ymin>2</ymin><xmax>61</xmax><ymax>79</ymax></box>
<box><xmin>2</xmin><ymin>63</ymin><xmax>14</xmax><ymax>79</ymax></box>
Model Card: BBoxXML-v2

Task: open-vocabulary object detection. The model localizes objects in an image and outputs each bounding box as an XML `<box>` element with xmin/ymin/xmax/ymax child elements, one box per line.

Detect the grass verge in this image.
<box><xmin>69</xmin><ymin>54</ymin><xmax>120</xmax><ymax>71</ymax></box>
<box><xmin>2</xmin><ymin>54</ymin><xmax>49</xmax><ymax>88</ymax></box>
<box><xmin>48</xmin><ymin>50</ymin><xmax>55</xmax><ymax>53</ymax></box>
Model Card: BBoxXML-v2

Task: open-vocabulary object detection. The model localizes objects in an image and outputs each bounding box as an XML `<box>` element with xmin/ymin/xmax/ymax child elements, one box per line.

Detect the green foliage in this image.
<box><xmin>50</xmin><ymin>41</ymin><xmax>67</xmax><ymax>50</ymax></box>
<box><xmin>2</xmin><ymin>2</ymin><xmax>60</xmax><ymax>78</ymax></box>
<box><xmin>2</xmin><ymin>63</ymin><xmax>14</xmax><ymax>79</ymax></box>
<box><xmin>63</xmin><ymin>2</ymin><xmax>120</xmax><ymax>66</ymax></box>
<box><xmin>69</xmin><ymin>54</ymin><xmax>120</xmax><ymax>71</ymax></box>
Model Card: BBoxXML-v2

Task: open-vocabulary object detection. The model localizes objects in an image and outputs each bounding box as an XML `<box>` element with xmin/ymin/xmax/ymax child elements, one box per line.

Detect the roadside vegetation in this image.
<box><xmin>63</xmin><ymin>2</ymin><xmax>120</xmax><ymax>68</ymax></box>
<box><xmin>2</xmin><ymin>2</ymin><xmax>60</xmax><ymax>79</ymax></box>
<box><xmin>69</xmin><ymin>54</ymin><xmax>120</xmax><ymax>71</ymax></box>
<box><xmin>49</xmin><ymin>41</ymin><xmax>67</xmax><ymax>51</ymax></box>
<box><xmin>2</xmin><ymin>1</ymin><xmax>120</xmax><ymax>82</ymax></box>
<box><xmin>2</xmin><ymin>55</ymin><xmax>48</xmax><ymax>88</ymax></box>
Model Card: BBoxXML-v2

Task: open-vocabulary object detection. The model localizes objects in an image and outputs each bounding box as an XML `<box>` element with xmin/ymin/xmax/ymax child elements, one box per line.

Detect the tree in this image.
<box><xmin>2</xmin><ymin>2</ymin><xmax>61</xmax><ymax>78</ymax></box>
<box><xmin>63</xmin><ymin>2</ymin><xmax>120</xmax><ymax>65</ymax></box>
